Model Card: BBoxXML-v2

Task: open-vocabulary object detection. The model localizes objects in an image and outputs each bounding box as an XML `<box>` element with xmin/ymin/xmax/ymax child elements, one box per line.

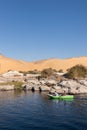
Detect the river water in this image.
<box><xmin>0</xmin><ymin>91</ymin><xmax>87</xmax><ymax>130</ymax></box>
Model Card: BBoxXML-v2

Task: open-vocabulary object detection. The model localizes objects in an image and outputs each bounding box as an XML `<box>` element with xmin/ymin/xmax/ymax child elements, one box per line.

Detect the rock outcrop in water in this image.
<box><xmin>22</xmin><ymin>79</ymin><xmax>87</xmax><ymax>94</ymax></box>
<box><xmin>53</xmin><ymin>80</ymin><xmax>87</xmax><ymax>94</ymax></box>
<box><xmin>0</xmin><ymin>70</ymin><xmax>87</xmax><ymax>94</ymax></box>
<box><xmin>0</xmin><ymin>85</ymin><xmax>14</xmax><ymax>91</ymax></box>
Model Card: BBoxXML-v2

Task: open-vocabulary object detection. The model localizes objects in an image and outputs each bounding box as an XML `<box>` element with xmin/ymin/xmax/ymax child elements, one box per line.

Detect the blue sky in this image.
<box><xmin>0</xmin><ymin>0</ymin><xmax>87</xmax><ymax>61</ymax></box>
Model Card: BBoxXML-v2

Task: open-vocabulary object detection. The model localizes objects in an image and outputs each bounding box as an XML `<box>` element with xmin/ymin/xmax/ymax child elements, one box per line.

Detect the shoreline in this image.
<box><xmin>0</xmin><ymin>78</ymin><xmax>87</xmax><ymax>94</ymax></box>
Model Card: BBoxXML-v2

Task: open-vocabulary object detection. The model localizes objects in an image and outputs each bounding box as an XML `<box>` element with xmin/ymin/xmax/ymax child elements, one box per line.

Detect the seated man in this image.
<box><xmin>54</xmin><ymin>91</ymin><xmax>59</xmax><ymax>96</ymax></box>
<box><xmin>62</xmin><ymin>90</ymin><xmax>66</xmax><ymax>96</ymax></box>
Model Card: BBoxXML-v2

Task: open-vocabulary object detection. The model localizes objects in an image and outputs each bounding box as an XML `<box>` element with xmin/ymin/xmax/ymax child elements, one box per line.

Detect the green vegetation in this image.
<box><xmin>0</xmin><ymin>82</ymin><xmax>13</xmax><ymax>86</ymax></box>
<box><xmin>28</xmin><ymin>69</ymin><xmax>40</xmax><ymax>74</ymax></box>
<box><xmin>41</xmin><ymin>68</ymin><xmax>54</xmax><ymax>78</ymax></box>
<box><xmin>19</xmin><ymin>70</ymin><xmax>40</xmax><ymax>76</ymax></box>
<box><xmin>12</xmin><ymin>81</ymin><xmax>24</xmax><ymax>90</ymax></box>
<box><xmin>8</xmin><ymin>70</ymin><xmax>13</xmax><ymax>72</ymax></box>
<box><xmin>0</xmin><ymin>81</ymin><xmax>24</xmax><ymax>90</ymax></box>
<box><xmin>58</xmin><ymin>69</ymin><xmax>63</xmax><ymax>73</ymax></box>
<box><xmin>19</xmin><ymin>71</ymin><xmax>27</xmax><ymax>76</ymax></box>
<box><xmin>66</xmin><ymin>64</ymin><xmax>87</xmax><ymax>79</ymax></box>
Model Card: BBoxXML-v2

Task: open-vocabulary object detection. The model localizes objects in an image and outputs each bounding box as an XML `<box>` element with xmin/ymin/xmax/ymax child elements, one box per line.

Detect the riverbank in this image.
<box><xmin>0</xmin><ymin>75</ymin><xmax>87</xmax><ymax>94</ymax></box>
<box><xmin>22</xmin><ymin>79</ymin><xmax>87</xmax><ymax>94</ymax></box>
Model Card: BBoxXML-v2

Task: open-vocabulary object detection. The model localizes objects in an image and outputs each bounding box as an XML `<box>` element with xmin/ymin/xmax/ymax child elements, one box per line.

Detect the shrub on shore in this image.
<box><xmin>0</xmin><ymin>81</ymin><xmax>24</xmax><ymax>90</ymax></box>
<box><xmin>58</xmin><ymin>69</ymin><xmax>63</xmax><ymax>73</ymax></box>
<box><xmin>41</xmin><ymin>68</ymin><xmax>54</xmax><ymax>78</ymax></box>
<box><xmin>19</xmin><ymin>70</ymin><xmax>40</xmax><ymax>76</ymax></box>
<box><xmin>66</xmin><ymin>64</ymin><xmax>87</xmax><ymax>79</ymax></box>
<box><xmin>12</xmin><ymin>81</ymin><xmax>24</xmax><ymax>90</ymax></box>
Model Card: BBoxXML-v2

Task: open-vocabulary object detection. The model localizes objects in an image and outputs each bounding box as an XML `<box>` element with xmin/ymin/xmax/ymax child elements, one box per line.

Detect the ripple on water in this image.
<box><xmin>0</xmin><ymin>91</ymin><xmax>87</xmax><ymax>130</ymax></box>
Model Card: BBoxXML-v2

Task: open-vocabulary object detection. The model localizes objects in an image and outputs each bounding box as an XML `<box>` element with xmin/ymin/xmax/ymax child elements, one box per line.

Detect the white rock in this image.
<box><xmin>0</xmin><ymin>85</ymin><xmax>14</xmax><ymax>91</ymax></box>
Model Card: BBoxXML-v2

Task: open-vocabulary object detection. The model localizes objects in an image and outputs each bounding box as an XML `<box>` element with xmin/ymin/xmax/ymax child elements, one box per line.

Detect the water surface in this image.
<box><xmin>0</xmin><ymin>91</ymin><xmax>87</xmax><ymax>130</ymax></box>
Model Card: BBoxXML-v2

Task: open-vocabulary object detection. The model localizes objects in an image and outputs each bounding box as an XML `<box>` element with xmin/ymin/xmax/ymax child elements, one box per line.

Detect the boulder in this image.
<box><xmin>58</xmin><ymin>80</ymin><xmax>87</xmax><ymax>94</ymax></box>
<box><xmin>0</xmin><ymin>85</ymin><xmax>14</xmax><ymax>91</ymax></box>
<box><xmin>39</xmin><ymin>85</ymin><xmax>50</xmax><ymax>91</ymax></box>
<box><xmin>79</xmin><ymin>80</ymin><xmax>87</xmax><ymax>86</ymax></box>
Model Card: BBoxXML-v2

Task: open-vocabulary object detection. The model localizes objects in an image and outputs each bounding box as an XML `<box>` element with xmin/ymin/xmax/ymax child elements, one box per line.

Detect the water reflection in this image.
<box><xmin>0</xmin><ymin>91</ymin><xmax>87</xmax><ymax>130</ymax></box>
<box><xmin>14</xmin><ymin>89</ymin><xmax>26</xmax><ymax>97</ymax></box>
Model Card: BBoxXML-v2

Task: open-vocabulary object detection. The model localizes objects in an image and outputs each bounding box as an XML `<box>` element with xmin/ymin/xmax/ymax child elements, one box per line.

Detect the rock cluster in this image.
<box><xmin>0</xmin><ymin>77</ymin><xmax>87</xmax><ymax>94</ymax></box>
<box><xmin>22</xmin><ymin>79</ymin><xmax>87</xmax><ymax>94</ymax></box>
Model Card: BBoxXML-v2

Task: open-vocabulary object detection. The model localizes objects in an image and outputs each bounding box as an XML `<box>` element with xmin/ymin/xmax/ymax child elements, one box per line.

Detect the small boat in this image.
<box><xmin>48</xmin><ymin>94</ymin><xmax>60</xmax><ymax>99</ymax></box>
<box><xmin>60</xmin><ymin>95</ymin><xmax>74</xmax><ymax>99</ymax></box>
<box><xmin>48</xmin><ymin>94</ymin><xmax>74</xmax><ymax>99</ymax></box>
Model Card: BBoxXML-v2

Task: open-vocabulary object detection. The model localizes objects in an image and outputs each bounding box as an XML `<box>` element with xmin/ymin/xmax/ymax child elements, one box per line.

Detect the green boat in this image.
<box><xmin>60</xmin><ymin>95</ymin><xmax>74</xmax><ymax>99</ymax></box>
<box><xmin>48</xmin><ymin>94</ymin><xmax>74</xmax><ymax>99</ymax></box>
<box><xmin>48</xmin><ymin>94</ymin><xmax>60</xmax><ymax>99</ymax></box>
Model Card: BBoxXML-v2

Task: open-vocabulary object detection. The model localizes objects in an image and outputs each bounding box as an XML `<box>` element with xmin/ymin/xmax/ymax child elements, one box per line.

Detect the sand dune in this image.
<box><xmin>0</xmin><ymin>55</ymin><xmax>87</xmax><ymax>73</ymax></box>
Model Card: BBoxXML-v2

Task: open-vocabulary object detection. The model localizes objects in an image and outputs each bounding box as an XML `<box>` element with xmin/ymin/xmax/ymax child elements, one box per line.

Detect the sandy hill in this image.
<box><xmin>0</xmin><ymin>55</ymin><xmax>34</xmax><ymax>73</ymax></box>
<box><xmin>0</xmin><ymin>55</ymin><xmax>87</xmax><ymax>73</ymax></box>
<box><xmin>32</xmin><ymin>57</ymin><xmax>87</xmax><ymax>71</ymax></box>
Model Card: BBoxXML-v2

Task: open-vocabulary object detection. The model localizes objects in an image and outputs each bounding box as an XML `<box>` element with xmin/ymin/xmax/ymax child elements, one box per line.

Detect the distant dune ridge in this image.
<box><xmin>0</xmin><ymin>54</ymin><xmax>87</xmax><ymax>73</ymax></box>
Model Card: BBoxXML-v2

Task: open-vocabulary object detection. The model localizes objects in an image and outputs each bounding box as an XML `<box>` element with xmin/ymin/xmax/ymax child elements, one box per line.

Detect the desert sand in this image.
<box><xmin>0</xmin><ymin>54</ymin><xmax>87</xmax><ymax>73</ymax></box>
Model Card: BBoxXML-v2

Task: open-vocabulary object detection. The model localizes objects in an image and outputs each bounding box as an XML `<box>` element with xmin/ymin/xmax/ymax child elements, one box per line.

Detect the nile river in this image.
<box><xmin>0</xmin><ymin>91</ymin><xmax>87</xmax><ymax>130</ymax></box>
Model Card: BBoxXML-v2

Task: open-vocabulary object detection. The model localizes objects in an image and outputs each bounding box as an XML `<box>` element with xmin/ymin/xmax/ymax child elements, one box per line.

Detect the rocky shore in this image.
<box><xmin>22</xmin><ymin>79</ymin><xmax>87</xmax><ymax>94</ymax></box>
<box><xmin>0</xmin><ymin>76</ymin><xmax>87</xmax><ymax>94</ymax></box>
